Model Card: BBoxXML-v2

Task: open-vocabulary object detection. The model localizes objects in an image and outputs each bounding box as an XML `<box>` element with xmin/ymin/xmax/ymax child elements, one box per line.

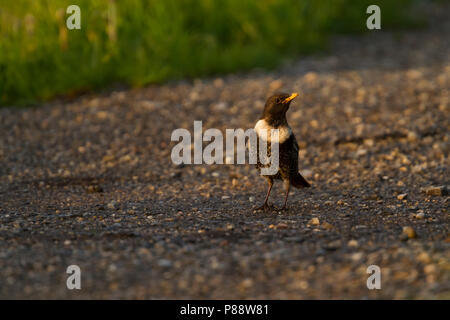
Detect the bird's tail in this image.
<box><xmin>291</xmin><ymin>172</ymin><xmax>311</xmax><ymax>188</ymax></box>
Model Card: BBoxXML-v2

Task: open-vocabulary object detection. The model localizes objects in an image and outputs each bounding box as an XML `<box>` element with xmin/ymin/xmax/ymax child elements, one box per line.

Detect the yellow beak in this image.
<box><xmin>283</xmin><ymin>92</ymin><xmax>299</xmax><ymax>103</ymax></box>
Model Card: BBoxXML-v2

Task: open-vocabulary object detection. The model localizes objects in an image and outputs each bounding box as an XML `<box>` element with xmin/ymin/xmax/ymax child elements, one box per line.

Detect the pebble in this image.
<box><xmin>324</xmin><ymin>240</ymin><xmax>341</xmax><ymax>251</ymax></box>
<box><xmin>348</xmin><ymin>240</ymin><xmax>358</xmax><ymax>247</ymax></box>
<box><xmin>415</xmin><ymin>212</ymin><xmax>425</xmax><ymax>219</ymax></box>
<box><xmin>322</xmin><ymin>222</ymin><xmax>334</xmax><ymax>230</ymax></box>
<box><xmin>417</xmin><ymin>252</ymin><xmax>431</xmax><ymax>264</ymax></box>
<box><xmin>87</xmin><ymin>185</ymin><xmax>103</xmax><ymax>193</ymax></box>
<box><xmin>351</xmin><ymin>252</ymin><xmax>363</xmax><ymax>261</ymax></box>
<box><xmin>213</xmin><ymin>101</ymin><xmax>228</xmax><ymax>110</ymax></box>
<box><xmin>276</xmin><ymin>223</ymin><xmax>288</xmax><ymax>230</ymax></box>
<box><xmin>158</xmin><ymin>259</ymin><xmax>172</xmax><ymax>268</ymax></box>
<box><xmin>308</xmin><ymin>217</ymin><xmax>320</xmax><ymax>226</ymax></box>
<box><xmin>269</xmin><ymin>79</ymin><xmax>283</xmax><ymax>90</ymax></box>
<box><xmin>402</xmin><ymin>226</ymin><xmax>416</xmax><ymax>239</ymax></box>
<box><xmin>407</xmin><ymin>131</ymin><xmax>418</xmax><ymax>142</ymax></box>
<box><xmin>397</xmin><ymin>193</ymin><xmax>408</xmax><ymax>200</ymax></box>
<box><xmin>355</xmin><ymin>148</ymin><xmax>368</xmax><ymax>157</ymax></box>
<box><xmin>423</xmin><ymin>264</ymin><xmax>436</xmax><ymax>274</ymax></box>
<box><xmin>302</xmin><ymin>169</ymin><xmax>313</xmax><ymax>179</ymax></box>
<box><xmin>107</xmin><ymin>200</ymin><xmax>118</xmax><ymax>210</ymax></box>
<box><xmin>423</xmin><ymin>186</ymin><xmax>448</xmax><ymax>196</ymax></box>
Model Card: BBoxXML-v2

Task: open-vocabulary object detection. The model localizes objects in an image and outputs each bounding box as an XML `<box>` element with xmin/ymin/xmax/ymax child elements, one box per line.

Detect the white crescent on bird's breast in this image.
<box><xmin>254</xmin><ymin>119</ymin><xmax>292</xmax><ymax>144</ymax></box>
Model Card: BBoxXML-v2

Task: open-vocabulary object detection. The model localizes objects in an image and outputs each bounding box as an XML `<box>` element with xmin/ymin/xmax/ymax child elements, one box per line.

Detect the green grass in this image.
<box><xmin>0</xmin><ymin>0</ymin><xmax>418</xmax><ymax>106</ymax></box>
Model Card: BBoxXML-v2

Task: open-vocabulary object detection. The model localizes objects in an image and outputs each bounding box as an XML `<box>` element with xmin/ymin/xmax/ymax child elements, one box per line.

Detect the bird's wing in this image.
<box><xmin>288</xmin><ymin>134</ymin><xmax>300</xmax><ymax>174</ymax></box>
<box><xmin>292</xmin><ymin>133</ymin><xmax>299</xmax><ymax>155</ymax></box>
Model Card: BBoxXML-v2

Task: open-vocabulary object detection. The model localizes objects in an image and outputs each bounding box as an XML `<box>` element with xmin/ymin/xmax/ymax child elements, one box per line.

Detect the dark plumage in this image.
<box><xmin>253</xmin><ymin>93</ymin><xmax>310</xmax><ymax>211</ymax></box>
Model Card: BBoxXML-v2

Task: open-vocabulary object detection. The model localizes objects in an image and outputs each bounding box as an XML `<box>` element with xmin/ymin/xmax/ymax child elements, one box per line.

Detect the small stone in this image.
<box><xmin>211</xmin><ymin>172</ymin><xmax>220</xmax><ymax>177</ymax></box>
<box><xmin>304</xmin><ymin>72</ymin><xmax>318</xmax><ymax>83</ymax></box>
<box><xmin>285</xmin><ymin>236</ymin><xmax>304</xmax><ymax>243</ymax></box>
<box><xmin>158</xmin><ymin>259</ymin><xmax>172</xmax><ymax>268</ymax></box>
<box><xmin>170</xmin><ymin>172</ymin><xmax>181</xmax><ymax>179</ymax></box>
<box><xmin>407</xmin><ymin>131</ymin><xmax>418</xmax><ymax>142</ymax></box>
<box><xmin>324</xmin><ymin>240</ymin><xmax>341</xmax><ymax>251</ymax></box>
<box><xmin>367</xmin><ymin>194</ymin><xmax>379</xmax><ymax>200</ymax></box>
<box><xmin>355</xmin><ymin>148</ymin><xmax>367</xmax><ymax>157</ymax></box>
<box><xmin>269</xmin><ymin>79</ymin><xmax>283</xmax><ymax>91</ymax></box>
<box><xmin>240</xmin><ymin>278</ymin><xmax>254</xmax><ymax>289</ymax></box>
<box><xmin>415</xmin><ymin>212</ymin><xmax>425</xmax><ymax>219</ymax></box>
<box><xmin>322</xmin><ymin>222</ymin><xmax>334</xmax><ymax>230</ymax></box>
<box><xmin>302</xmin><ymin>169</ymin><xmax>313</xmax><ymax>179</ymax></box>
<box><xmin>213</xmin><ymin>78</ymin><xmax>224</xmax><ymax>87</ymax></box>
<box><xmin>107</xmin><ymin>200</ymin><xmax>118</xmax><ymax>210</ymax></box>
<box><xmin>249</xmin><ymin>196</ymin><xmax>255</xmax><ymax>202</ymax></box>
<box><xmin>310</xmin><ymin>120</ymin><xmax>319</xmax><ymax>128</ymax></box>
<box><xmin>221</xmin><ymin>195</ymin><xmax>230</xmax><ymax>200</ymax></box>
<box><xmin>102</xmin><ymin>154</ymin><xmax>115</xmax><ymax>163</ymax></box>
<box><xmin>88</xmin><ymin>185</ymin><xmax>103</xmax><ymax>193</ymax></box>
<box><xmin>351</xmin><ymin>252</ymin><xmax>363</xmax><ymax>261</ymax></box>
<box><xmin>276</xmin><ymin>223</ymin><xmax>288</xmax><ymax>230</ymax></box>
<box><xmin>348</xmin><ymin>239</ymin><xmax>358</xmax><ymax>247</ymax></box>
<box><xmin>138</xmin><ymin>248</ymin><xmax>151</xmax><ymax>256</ymax></box>
<box><xmin>308</xmin><ymin>217</ymin><xmax>320</xmax><ymax>226</ymax></box>
<box><xmin>417</xmin><ymin>252</ymin><xmax>431</xmax><ymax>264</ymax></box>
<box><xmin>423</xmin><ymin>186</ymin><xmax>448</xmax><ymax>196</ymax></box>
<box><xmin>397</xmin><ymin>193</ymin><xmax>408</xmax><ymax>200</ymax></box>
<box><xmin>423</xmin><ymin>264</ymin><xmax>436</xmax><ymax>275</ymax></box>
<box><xmin>402</xmin><ymin>226</ymin><xmax>416</xmax><ymax>239</ymax></box>
<box><xmin>213</xmin><ymin>101</ymin><xmax>228</xmax><ymax>110</ymax></box>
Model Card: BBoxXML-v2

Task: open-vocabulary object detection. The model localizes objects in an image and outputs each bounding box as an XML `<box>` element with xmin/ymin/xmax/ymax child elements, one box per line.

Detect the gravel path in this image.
<box><xmin>0</xmin><ymin>4</ymin><xmax>449</xmax><ymax>299</ymax></box>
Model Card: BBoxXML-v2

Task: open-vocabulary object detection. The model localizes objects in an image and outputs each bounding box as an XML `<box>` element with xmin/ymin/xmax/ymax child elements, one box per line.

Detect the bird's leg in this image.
<box><xmin>278</xmin><ymin>181</ymin><xmax>290</xmax><ymax>211</ymax></box>
<box><xmin>255</xmin><ymin>179</ymin><xmax>273</xmax><ymax>211</ymax></box>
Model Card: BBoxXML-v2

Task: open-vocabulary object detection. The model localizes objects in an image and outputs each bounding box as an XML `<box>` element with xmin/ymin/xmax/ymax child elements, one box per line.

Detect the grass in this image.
<box><xmin>0</xmin><ymin>0</ymin><xmax>419</xmax><ymax>106</ymax></box>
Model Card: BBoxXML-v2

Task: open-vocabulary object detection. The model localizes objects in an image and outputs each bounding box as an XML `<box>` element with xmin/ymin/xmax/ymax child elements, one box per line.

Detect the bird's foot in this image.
<box><xmin>254</xmin><ymin>202</ymin><xmax>275</xmax><ymax>212</ymax></box>
<box><xmin>276</xmin><ymin>205</ymin><xmax>288</xmax><ymax>211</ymax></box>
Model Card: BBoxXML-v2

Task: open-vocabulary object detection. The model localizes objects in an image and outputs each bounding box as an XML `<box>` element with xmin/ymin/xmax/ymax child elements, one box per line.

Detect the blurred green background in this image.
<box><xmin>0</xmin><ymin>0</ymin><xmax>418</xmax><ymax>106</ymax></box>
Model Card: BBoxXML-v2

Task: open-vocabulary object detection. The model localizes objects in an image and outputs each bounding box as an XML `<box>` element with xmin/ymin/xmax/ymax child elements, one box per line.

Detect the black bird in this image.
<box><xmin>253</xmin><ymin>93</ymin><xmax>310</xmax><ymax>211</ymax></box>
